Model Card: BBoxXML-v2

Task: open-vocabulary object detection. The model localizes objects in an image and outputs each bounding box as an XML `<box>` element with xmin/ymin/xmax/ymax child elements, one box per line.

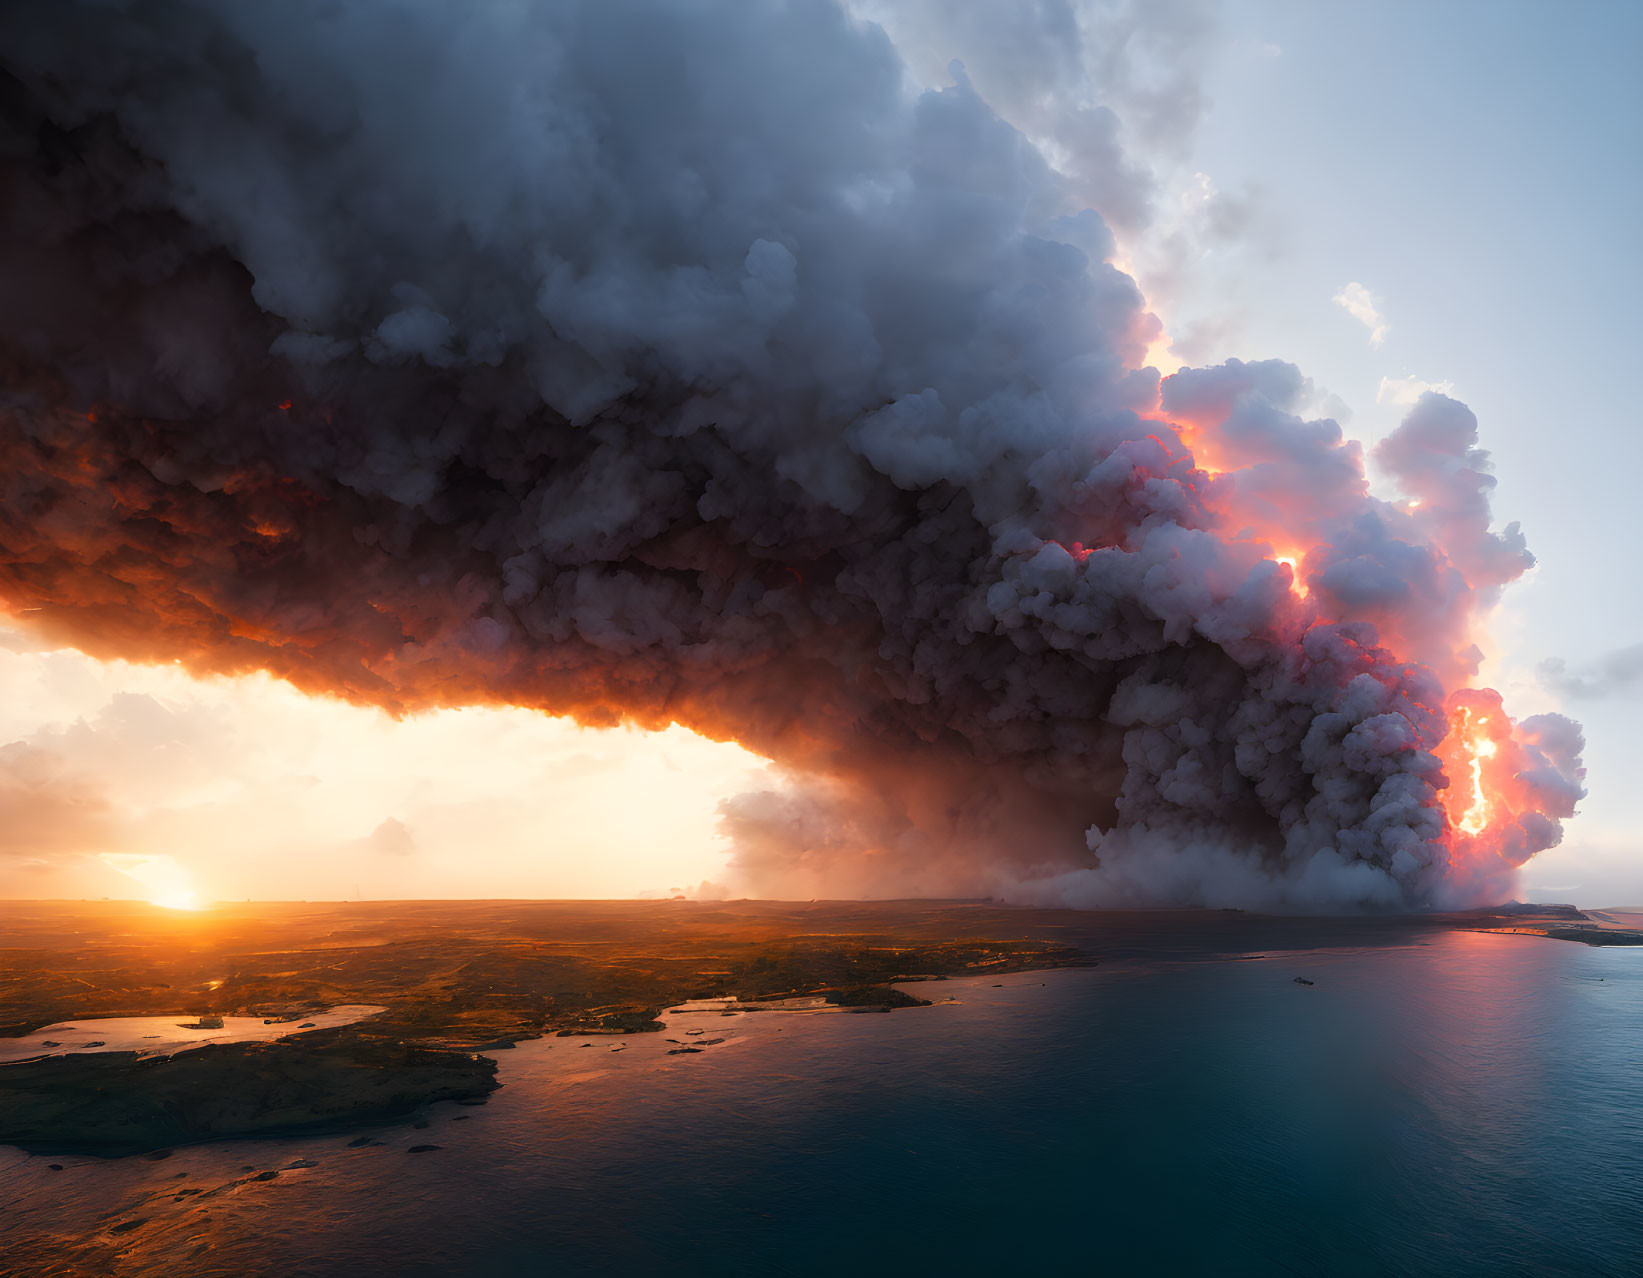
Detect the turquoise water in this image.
<box><xmin>3</xmin><ymin>930</ymin><xmax>1640</xmax><ymax>1275</ymax></box>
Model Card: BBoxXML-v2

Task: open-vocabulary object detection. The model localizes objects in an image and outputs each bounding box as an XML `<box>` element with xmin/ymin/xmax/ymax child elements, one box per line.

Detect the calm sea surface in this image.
<box><xmin>3</xmin><ymin>930</ymin><xmax>1640</xmax><ymax>1276</ymax></box>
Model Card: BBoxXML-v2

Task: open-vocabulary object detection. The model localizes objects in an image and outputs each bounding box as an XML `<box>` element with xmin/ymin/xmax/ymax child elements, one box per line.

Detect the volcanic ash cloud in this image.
<box><xmin>0</xmin><ymin>0</ymin><xmax>1583</xmax><ymax>909</ymax></box>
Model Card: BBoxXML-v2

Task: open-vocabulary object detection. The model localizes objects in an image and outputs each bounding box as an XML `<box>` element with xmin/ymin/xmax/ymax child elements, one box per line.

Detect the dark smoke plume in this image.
<box><xmin>0</xmin><ymin>0</ymin><xmax>1583</xmax><ymax>908</ymax></box>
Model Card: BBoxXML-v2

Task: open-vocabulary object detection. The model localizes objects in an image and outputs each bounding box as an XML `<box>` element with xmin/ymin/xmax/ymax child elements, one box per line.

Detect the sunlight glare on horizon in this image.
<box><xmin>1</xmin><ymin>621</ymin><xmax>771</xmax><ymax>902</ymax></box>
<box><xmin>100</xmin><ymin>852</ymin><xmax>203</xmax><ymax>910</ymax></box>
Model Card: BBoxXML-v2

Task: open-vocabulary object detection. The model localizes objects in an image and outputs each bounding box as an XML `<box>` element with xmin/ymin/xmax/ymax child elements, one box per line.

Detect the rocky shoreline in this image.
<box><xmin>0</xmin><ymin>1028</ymin><xmax>497</xmax><ymax>1157</ymax></box>
<box><xmin>1455</xmin><ymin>902</ymin><xmax>1643</xmax><ymax>946</ymax></box>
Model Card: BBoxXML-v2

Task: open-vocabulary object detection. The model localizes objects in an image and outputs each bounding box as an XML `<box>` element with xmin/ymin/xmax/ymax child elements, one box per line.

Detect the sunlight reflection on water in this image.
<box><xmin>0</xmin><ymin>1006</ymin><xmax>387</xmax><ymax>1064</ymax></box>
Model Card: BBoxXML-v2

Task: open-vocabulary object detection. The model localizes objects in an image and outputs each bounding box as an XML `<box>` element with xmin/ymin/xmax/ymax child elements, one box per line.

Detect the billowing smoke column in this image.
<box><xmin>0</xmin><ymin>0</ymin><xmax>1584</xmax><ymax>908</ymax></box>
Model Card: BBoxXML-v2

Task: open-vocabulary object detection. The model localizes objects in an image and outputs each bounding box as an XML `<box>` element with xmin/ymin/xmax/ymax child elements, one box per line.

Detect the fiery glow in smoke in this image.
<box><xmin>1455</xmin><ymin>708</ymin><xmax>1499</xmax><ymax>836</ymax></box>
<box><xmin>1271</xmin><ymin>553</ymin><xmax>1308</xmax><ymax>597</ymax></box>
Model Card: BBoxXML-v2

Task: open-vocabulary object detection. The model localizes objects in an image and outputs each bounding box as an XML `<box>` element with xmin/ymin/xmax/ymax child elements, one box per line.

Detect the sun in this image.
<box><xmin>150</xmin><ymin>887</ymin><xmax>203</xmax><ymax>911</ymax></box>
<box><xmin>100</xmin><ymin>853</ymin><xmax>207</xmax><ymax>912</ymax></box>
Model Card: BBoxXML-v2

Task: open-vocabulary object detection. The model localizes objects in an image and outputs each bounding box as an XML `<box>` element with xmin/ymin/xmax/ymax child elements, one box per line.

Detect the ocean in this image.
<box><xmin>3</xmin><ymin>929</ymin><xmax>1639</xmax><ymax>1276</ymax></box>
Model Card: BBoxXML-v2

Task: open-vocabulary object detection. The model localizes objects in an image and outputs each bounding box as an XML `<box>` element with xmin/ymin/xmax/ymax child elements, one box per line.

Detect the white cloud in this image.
<box><xmin>1376</xmin><ymin>373</ymin><xmax>1455</xmax><ymax>408</ymax></box>
<box><xmin>1333</xmin><ymin>281</ymin><xmax>1389</xmax><ymax>347</ymax></box>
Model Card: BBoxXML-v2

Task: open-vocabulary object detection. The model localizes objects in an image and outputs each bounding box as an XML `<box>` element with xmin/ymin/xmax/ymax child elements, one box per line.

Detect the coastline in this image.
<box><xmin>3</xmin><ymin>898</ymin><xmax>1638</xmax><ymax>1158</ymax></box>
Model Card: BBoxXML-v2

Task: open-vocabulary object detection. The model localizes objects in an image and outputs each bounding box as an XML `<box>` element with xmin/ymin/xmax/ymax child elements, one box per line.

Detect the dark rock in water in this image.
<box><xmin>108</xmin><ymin>1218</ymin><xmax>148</xmax><ymax>1234</ymax></box>
<box><xmin>667</xmin><ymin>1047</ymin><xmax>704</xmax><ymax>1055</ymax></box>
<box><xmin>1543</xmin><ymin>927</ymin><xmax>1643</xmax><ymax>947</ymax></box>
<box><xmin>472</xmin><ymin>1040</ymin><xmax>517</xmax><ymax>1051</ymax></box>
<box><xmin>81</xmin><ymin>1041</ymin><xmax>106</xmax><ymax>1049</ymax></box>
<box><xmin>1495</xmin><ymin>901</ymin><xmax>1587</xmax><ymax>919</ymax></box>
<box><xmin>252</xmin><ymin>1170</ymin><xmax>279</xmax><ymax>1182</ymax></box>
<box><xmin>823</xmin><ymin>985</ymin><xmax>932</xmax><ymax>1010</ymax></box>
<box><xmin>297</xmin><ymin>1022</ymin><xmax>316</xmax><ymax>1029</ymax></box>
<box><xmin>685</xmin><ymin>1029</ymin><xmax>704</xmax><ymax>1036</ymax></box>
<box><xmin>694</xmin><ymin>1038</ymin><xmax>726</xmax><ymax>1046</ymax></box>
<box><xmin>1293</xmin><ymin>977</ymin><xmax>1315</xmax><ymax>986</ymax></box>
<box><xmin>286</xmin><ymin>1158</ymin><xmax>319</xmax><ymax>1169</ymax></box>
<box><xmin>553</xmin><ymin>1010</ymin><xmax>666</xmax><ymax>1036</ymax></box>
<box><xmin>454</xmin><ymin>1097</ymin><xmax>487</xmax><ymax>1106</ymax></box>
<box><xmin>407</xmin><ymin>1144</ymin><xmax>441</xmax><ymax>1153</ymax></box>
<box><xmin>141</xmin><ymin>1149</ymin><xmax>172</xmax><ymax>1161</ymax></box>
<box><xmin>452</xmin><ymin>1115</ymin><xmax>470</xmax><ymax>1121</ymax></box>
<box><xmin>413</xmin><ymin>1119</ymin><xmax>430</xmax><ymax>1129</ymax></box>
<box><xmin>179</xmin><ymin>1015</ymin><xmax>224</xmax><ymax>1030</ymax></box>
<box><xmin>47</xmin><ymin>1163</ymin><xmax>63</xmax><ymax>1171</ymax></box>
<box><xmin>0</xmin><ymin>1029</ymin><xmax>499</xmax><ymax>1157</ymax></box>
<box><xmin>40</xmin><ymin>1041</ymin><xmax>59</xmax><ymax>1048</ymax></box>
<box><xmin>345</xmin><ymin>1136</ymin><xmax>380</xmax><ymax>1148</ymax></box>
